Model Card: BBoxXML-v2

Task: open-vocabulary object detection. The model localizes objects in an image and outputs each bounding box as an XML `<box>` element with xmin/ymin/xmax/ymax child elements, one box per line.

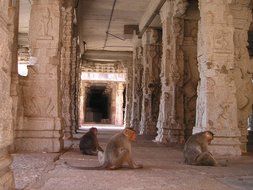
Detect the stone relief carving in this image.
<box><xmin>39</xmin><ymin>8</ymin><xmax>53</xmax><ymax>38</ymax></box>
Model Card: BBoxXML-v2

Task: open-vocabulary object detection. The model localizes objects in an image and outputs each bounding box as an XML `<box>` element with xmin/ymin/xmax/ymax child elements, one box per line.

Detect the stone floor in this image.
<box><xmin>12</xmin><ymin>129</ymin><xmax>253</xmax><ymax>190</ymax></box>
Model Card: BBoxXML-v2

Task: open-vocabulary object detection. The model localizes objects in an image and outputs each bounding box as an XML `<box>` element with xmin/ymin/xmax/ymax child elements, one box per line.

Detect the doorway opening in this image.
<box><xmin>85</xmin><ymin>85</ymin><xmax>110</xmax><ymax>123</ymax></box>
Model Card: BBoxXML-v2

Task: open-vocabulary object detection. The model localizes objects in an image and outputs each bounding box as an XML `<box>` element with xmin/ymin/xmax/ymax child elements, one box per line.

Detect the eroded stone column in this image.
<box><xmin>0</xmin><ymin>0</ymin><xmax>15</xmax><ymax>188</ymax></box>
<box><xmin>130</xmin><ymin>36</ymin><xmax>143</xmax><ymax>132</ymax></box>
<box><xmin>230</xmin><ymin>1</ymin><xmax>253</xmax><ymax>153</ymax></box>
<box><xmin>16</xmin><ymin>0</ymin><xmax>63</xmax><ymax>152</ymax></box>
<box><xmin>182</xmin><ymin>1</ymin><xmax>199</xmax><ymax>140</ymax></box>
<box><xmin>61</xmin><ymin>0</ymin><xmax>74</xmax><ymax>139</ymax></box>
<box><xmin>140</xmin><ymin>28</ymin><xmax>162</xmax><ymax>136</ymax></box>
<box><xmin>155</xmin><ymin>1</ymin><xmax>187</xmax><ymax>143</ymax></box>
<box><xmin>124</xmin><ymin>60</ymin><xmax>133</xmax><ymax>128</ymax></box>
<box><xmin>194</xmin><ymin>0</ymin><xmax>241</xmax><ymax>156</ymax></box>
<box><xmin>115</xmin><ymin>83</ymin><xmax>124</xmax><ymax>125</ymax></box>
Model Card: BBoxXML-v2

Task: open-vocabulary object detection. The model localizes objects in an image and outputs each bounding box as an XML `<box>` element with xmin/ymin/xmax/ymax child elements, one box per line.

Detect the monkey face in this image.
<box><xmin>123</xmin><ymin>128</ymin><xmax>137</xmax><ymax>141</ymax></box>
<box><xmin>205</xmin><ymin>131</ymin><xmax>214</xmax><ymax>144</ymax></box>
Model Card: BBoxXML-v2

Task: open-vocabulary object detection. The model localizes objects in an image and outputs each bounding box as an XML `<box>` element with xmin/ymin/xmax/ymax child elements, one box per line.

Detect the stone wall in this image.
<box><xmin>0</xmin><ymin>0</ymin><xmax>16</xmax><ymax>188</ymax></box>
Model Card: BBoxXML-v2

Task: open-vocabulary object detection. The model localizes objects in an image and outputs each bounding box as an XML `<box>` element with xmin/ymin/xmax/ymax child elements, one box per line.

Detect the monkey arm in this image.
<box><xmin>126</xmin><ymin>154</ymin><xmax>143</xmax><ymax>169</ymax></box>
<box><xmin>93</xmin><ymin>136</ymin><xmax>103</xmax><ymax>152</ymax></box>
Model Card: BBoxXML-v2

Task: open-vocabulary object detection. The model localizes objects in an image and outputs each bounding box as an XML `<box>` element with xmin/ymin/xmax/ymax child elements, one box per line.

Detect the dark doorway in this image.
<box><xmin>85</xmin><ymin>86</ymin><xmax>110</xmax><ymax>123</ymax></box>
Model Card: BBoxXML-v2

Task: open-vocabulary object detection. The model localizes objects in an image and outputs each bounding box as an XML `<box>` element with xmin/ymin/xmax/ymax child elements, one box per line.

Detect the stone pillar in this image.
<box><xmin>123</xmin><ymin>60</ymin><xmax>133</xmax><ymax>128</ymax></box>
<box><xmin>78</xmin><ymin>81</ymin><xmax>85</xmax><ymax>126</ymax></box>
<box><xmin>155</xmin><ymin>1</ymin><xmax>187</xmax><ymax>143</ymax></box>
<box><xmin>70</xmin><ymin>35</ymin><xmax>81</xmax><ymax>133</ymax></box>
<box><xmin>130</xmin><ymin>36</ymin><xmax>143</xmax><ymax>132</ymax></box>
<box><xmin>194</xmin><ymin>0</ymin><xmax>241</xmax><ymax>156</ymax></box>
<box><xmin>110</xmin><ymin>83</ymin><xmax>116</xmax><ymax>124</ymax></box>
<box><xmin>0</xmin><ymin>0</ymin><xmax>16</xmax><ymax>188</ymax></box>
<box><xmin>229</xmin><ymin>1</ymin><xmax>253</xmax><ymax>153</ymax></box>
<box><xmin>182</xmin><ymin>1</ymin><xmax>199</xmax><ymax>140</ymax></box>
<box><xmin>115</xmin><ymin>83</ymin><xmax>124</xmax><ymax>125</ymax></box>
<box><xmin>249</xmin><ymin>111</ymin><xmax>253</xmax><ymax>131</ymax></box>
<box><xmin>61</xmin><ymin>0</ymin><xmax>74</xmax><ymax>139</ymax></box>
<box><xmin>16</xmin><ymin>0</ymin><xmax>63</xmax><ymax>152</ymax></box>
<box><xmin>140</xmin><ymin>28</ymin><xmax>162</xmax><ymax>136</ymax></box>
<box><xmin>104</xmin><ymin>85</ymin><xmax>113</xmax><ymax>123</ymax></box>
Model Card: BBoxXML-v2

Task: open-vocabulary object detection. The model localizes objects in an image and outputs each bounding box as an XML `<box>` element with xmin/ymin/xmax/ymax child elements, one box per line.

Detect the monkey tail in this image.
<box><xmin>64</xmin><ymin>161</ymin><xmax>108</xmax><ymax>170</ymax></box>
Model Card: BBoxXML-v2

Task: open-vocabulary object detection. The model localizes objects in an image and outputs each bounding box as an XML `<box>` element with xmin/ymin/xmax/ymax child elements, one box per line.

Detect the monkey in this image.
<box><xmin>183</xmin><ymin>131</ymin><xmax>219</xmax><ymax>166</ymax></box>
<box><xmin>79</xmin><ymin>127</ymin><xmax>103</xmax><ymax>156</ymax></box>
<box><xmin>66</xmin><ymin>127</ymin><xmax>143</xmax><ymax>170</ymax></box>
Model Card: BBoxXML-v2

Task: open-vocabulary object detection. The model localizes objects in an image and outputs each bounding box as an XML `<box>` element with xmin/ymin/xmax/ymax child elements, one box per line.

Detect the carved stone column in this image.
<box><xmin>130</xmin><ymin>36</ymin><xmax>143</xmax><ymax>132</ymax></box>
<box><xmin>229</xmin><ymin>1</ymin><xmax>253</xmax><ymax>153</ymax></box>
<box><xmin>140</xmin><ymin>28</ymin><xmax>162</xmax><ymax>136</ymax></box>
<box><xmin>115</xmin><ymin>83</ymin><xmax>124</xmax><ymax>125</ymax></box>
<box><xmin>78</xmin><ymin>81</ymin><xmax>85</xmax><ymax>126</ymax></box>
<box><xmin>123</xmin><ymin>60</ymin><xmax>133</xmax><ymax>127</ymax></box>
<box><xmin>70</xmin><ymin>35</ymin><xmax>81</xmax><ymax>133</ymax></box>
<box><xmin>16</xmin><ymin>0</ymin><xmax>63</xmax><ymax>152</ymax></box>
<box><xmin>0</xmin><ymin>0</ymin><xmax>16</xmax><ymax>188</ymax></box>
<box><xmin>155</xmin><ymin>1</ymin><xmax>187</xmax><ymax>143</ymax></box>
<box><xmin>194</xmin><ymin>0</ymin><xmax>241</xmax><ymax>156</ymax></box>
<box><xmin>61</xmin><ymin>0</ymin><xmax>74</xmax><ymax>139</ymax></box>
<box><xmin>182</xmin><ymin>1</ymin><xmax>199</xmax><ymax>140</ymax></box>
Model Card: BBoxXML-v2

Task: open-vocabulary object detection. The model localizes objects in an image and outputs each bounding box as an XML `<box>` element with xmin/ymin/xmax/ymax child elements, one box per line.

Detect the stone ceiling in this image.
<box><xmin>18</xmin><ymin>0</ymin><xmax>163</xmax><ymax>52</ymax></box>
<box><xmin>77</xmin><ymin>0</ymin><xmax>151</xmax><ymax>51</ymax></box>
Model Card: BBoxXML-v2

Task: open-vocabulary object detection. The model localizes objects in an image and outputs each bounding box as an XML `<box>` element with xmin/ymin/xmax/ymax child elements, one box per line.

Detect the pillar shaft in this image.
<box><xmin>16</xmin><ymin>0</ymin><xmax>63</xmax><ymax>152</ymax></box>
<box><xmin>230</xmin><ymin>0</ymin><xmax>253</xmax><ymax>153</ymax></box>
<box><xmin>61</xmin><ymin>1</ymin><xmax>74</xmax><ymax>139</ymax></box>
<box><xmin>124</xmin><ymin>60</ymin><xmax>133</xmax><ymax>128</ymax></box>
<box><xmin>155</xmin><ymin>1</ymin><xmax>187</xmax><ymax>143</ymax></box>
<box><xmin>140</xmin><ymin>28</ymin><xmax>162</xmax><ymax>136</ymax></box>
<box><xmin>0</xmin><ymin>0</ymin><xmax>16</xmax><ymax>188</ymax></box>
<box><xmin>115</xmin><ymin>83</ymin><xmax>124</xmax><ymax>125</ymax></box>
<box><xmin>194</xmin><ymin>0</ymin><xmax>241</xmax><ymax>156</ymax></box>
<box><xmin>130</xmin><ymin>37</ymin><xmax>143</xmax><ymax>132</ymax></box>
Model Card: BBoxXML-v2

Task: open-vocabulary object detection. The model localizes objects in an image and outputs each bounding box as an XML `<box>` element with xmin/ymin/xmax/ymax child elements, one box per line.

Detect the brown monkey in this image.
<box><xmin>79</xmin><ymin>127</ymin><xmax>103</xmax><ymax>156</ymax></box>
<box><xmin>66</xmin><ymin>127</ymin><xmax>143</xmax><ymax>170</ymax></box>
<box><xmin>183</xmin><ymin>131</ymin><xmax>218</xmax><ymax>166</ymax></box>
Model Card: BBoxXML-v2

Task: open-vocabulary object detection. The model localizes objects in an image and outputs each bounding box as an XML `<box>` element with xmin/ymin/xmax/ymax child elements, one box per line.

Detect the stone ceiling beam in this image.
<box><xmin>83</xmin><ymin>50</ymin><xmax>132</xmax><ymax>61</ymax></box>
<box><xmin>138</xmin><ymin>0</ymin><xmax>166</xmax><ymax>38</ymax></box>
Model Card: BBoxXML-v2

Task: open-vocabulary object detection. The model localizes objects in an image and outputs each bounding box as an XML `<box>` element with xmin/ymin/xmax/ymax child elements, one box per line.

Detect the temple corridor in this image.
<box><xmin>1</xmin><ymin>0</ymin><xmax>253</xmax><ymax>189</ymax></box>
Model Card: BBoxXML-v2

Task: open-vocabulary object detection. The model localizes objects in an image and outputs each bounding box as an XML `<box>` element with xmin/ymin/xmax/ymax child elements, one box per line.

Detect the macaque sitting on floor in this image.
<box><xmin>183</xmin><ymin>131</ymin><xmax>219</xmax><ymax>166</ymax></box>
<box><xmin>79</xmin><ymin>127</ymin><xmax>103</xmax><ymax>156</ymax></box>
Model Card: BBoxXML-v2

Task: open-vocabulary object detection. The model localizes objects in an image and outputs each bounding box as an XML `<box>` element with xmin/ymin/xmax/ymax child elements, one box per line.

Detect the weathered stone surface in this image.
<box><xmin>182</xmin><ymin>1</ymin><xmax>199</xmax><ymax>140</ymax></box>
<box><xmin>140</xmin><ymin>28</ymin><xmax>162</xmax><ymax>136</ymax></box>
<box><xmin>130</xmin><ymin>36</ymin><xmax>143</xmax><ymax>133</ymax></box>
<box><xmin>229</xmin><ymin>0</ymin><xmax>253</xmax><ymax>153</ymax></box>
<box><xmin>194</xmin><ymin>0</ymin><xmax>242</xmax><ymax>156</ymax></box>
<box><xmin>123</xmin><ymin>59</ymin><xmax>134</xmax><ymax>128</ymax></box>
<box><xmin>61</xmin><ymin>1</ymin><xmax>74</xmax><ymax>140</ymax></box>
<box><xmin>155</xmin><ymin>0</ymin><xmax>188</xmax><ymax>144</ymax></box>
<box><xmin>115</xmin><ymin>83</ymin><xmax>125</xmax><ymax>125</ymax></box>
<box><xmin>16</xmin><ymin>0</ymin><xmax>63</xmax><ymax>152</ymax></box>
<box><xmin>0</xmin><ymin>0</ymin><xmax>16</xmax><ymax>188</ymax></box>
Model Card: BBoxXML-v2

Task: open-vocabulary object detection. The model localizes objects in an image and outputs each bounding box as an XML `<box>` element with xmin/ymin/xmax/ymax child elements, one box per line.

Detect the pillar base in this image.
<box><xmin>209</xmin><ymin>137</ymin><xmax>241</xmax><ymax>156</ymax></box>
<box><xmin>0</xmin><ymin>149</ymin><xmax>15</xmax><ymax>190</ymax></box>
<box><xmin>15</xmin><ymin>138</ymin><xmax>63</xmax><ymax>153</ymax></box>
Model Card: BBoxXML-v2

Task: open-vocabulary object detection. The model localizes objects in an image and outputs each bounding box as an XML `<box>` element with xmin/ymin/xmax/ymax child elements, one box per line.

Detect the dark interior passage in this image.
<box><xmin>85</xmin><ymin>86</ymin><xmax>110</xmax><ymax>123</ymax></box>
